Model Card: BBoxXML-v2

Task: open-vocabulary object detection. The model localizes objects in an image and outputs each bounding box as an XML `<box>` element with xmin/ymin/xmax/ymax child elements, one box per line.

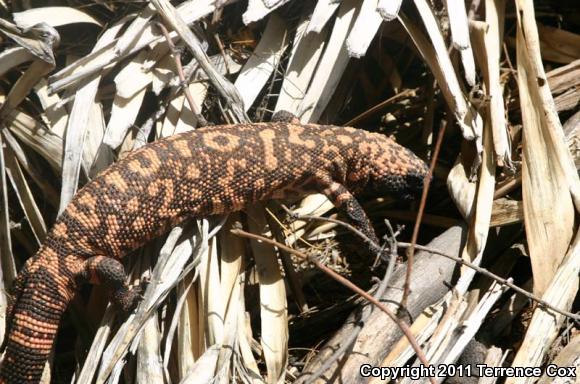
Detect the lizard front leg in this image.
<box><xmin>80</xmin><ymin>256</ymin><xmax>142</xmax><ymax>312</ymax></box>
<box><xmin>317</xmin><ymin>179</ymin><xmax>385</xmax><ymax>259</ymax></box>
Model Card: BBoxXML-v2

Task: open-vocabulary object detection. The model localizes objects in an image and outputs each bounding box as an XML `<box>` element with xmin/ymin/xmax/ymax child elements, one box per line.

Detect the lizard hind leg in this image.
<box><xmin>81</xmin><ymin>256</ymin><xmax>142</xmax><ymax>312</ymax></box>
<box><xmin>317</xmin><ymin>178</ymin><xmax>387</xmax><ymax>260</ymax></box>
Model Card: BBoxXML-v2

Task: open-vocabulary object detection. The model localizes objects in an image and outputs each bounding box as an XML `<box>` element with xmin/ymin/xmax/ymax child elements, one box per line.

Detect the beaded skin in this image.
<box><xmin>0</xmin><ymin>121</ymin><xmax>428</xmax><ymax>383</ymax></box>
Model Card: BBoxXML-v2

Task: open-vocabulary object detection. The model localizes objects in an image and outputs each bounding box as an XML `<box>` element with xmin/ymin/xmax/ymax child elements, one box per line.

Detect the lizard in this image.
<box><xmin>0</xmin><ymin>118</ymin><xmax>428</xmax><ymax>383</ymax></box>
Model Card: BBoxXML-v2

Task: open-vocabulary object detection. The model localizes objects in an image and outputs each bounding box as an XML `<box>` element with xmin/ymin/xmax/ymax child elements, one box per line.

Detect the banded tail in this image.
<box><xmin>0</xmin><ymin>255</ymin><xmax>76</xmax><ymax>383</ymax></box>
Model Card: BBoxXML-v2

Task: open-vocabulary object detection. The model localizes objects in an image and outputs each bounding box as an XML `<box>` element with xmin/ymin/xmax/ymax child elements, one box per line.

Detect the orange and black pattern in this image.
<box><xmin>0</xmin><ymin>121</ymin><xmax>428</xmax><ymax>383</ymax></box>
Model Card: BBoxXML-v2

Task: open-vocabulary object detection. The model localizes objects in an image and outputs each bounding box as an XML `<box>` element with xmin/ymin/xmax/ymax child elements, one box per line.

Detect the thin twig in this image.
<box><xmin>402</xmin><ymin>119</ymin><xmax>446</xmax><ymax>308</ymax></box>
<box><xmin>209</xmin><ymin>7</ymin><xmax>231</xmax><ymax>76</ymax></box>
<box><xmin>157</xmin><ymin>22</ymin><xmax>208</xmax><ymax>127</ymax></box>
<box><xmin>265</xmin><ymin>207</ymin><xmax>309</xmax><ymax>313</ymax></box>
<box><xmin>398</xmin><ymin>242</ymin><xmax>580</xmax><ymax>321</ymax></box>
<box><xmin>281</xmin><ymin>204</ymin><xmax>382</xmax><ymax>253</ymax></box>
<box><xmin>213</xmin><ymin>33</ymin><xmax>231</xmax><ymax>75</ymax></box>
<box><xmin>285</xmin><ymin>208</ymin><xmax>579</xmax><ymax>322</ymax></box>
<box><xmin>493</xmin><ymin>174</ymin><xmax>522</xmax><ymax>199</ymax></box>
<box><xmin>502</xmin><ymin>42</ymin><xmax>518</xmax><ymax>83</ymax></box>
<box><xmin>151</xmin><ymin>0</ymin><xmax>248</xmax><ymax>123</ymax></box>
<box><xmin>301</xmin><ymin>221</ymin><xmax>399</xmax><ymax>384</ymax></box>
<box><xmin>344</xmin><ymin>89</ymin><xmax>416</xmax><ymax>127</ymax></box>
<box><xmin>230</xmin><ymin>228</ymin><xmax>437</xmax><ymax>384</ymax></box>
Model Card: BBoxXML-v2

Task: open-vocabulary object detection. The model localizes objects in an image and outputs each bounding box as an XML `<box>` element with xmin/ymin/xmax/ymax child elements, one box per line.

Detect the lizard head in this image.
<box><xmin>365</xmin><ymin>137</ymin><xmax>429</xmax><ymax>201</ymax></box>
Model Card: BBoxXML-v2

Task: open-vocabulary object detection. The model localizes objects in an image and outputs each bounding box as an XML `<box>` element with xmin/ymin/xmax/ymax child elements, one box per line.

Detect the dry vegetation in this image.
<box><xmin>0</xmin><ymin>0</ymin><xmax>579</xmax><ymax>383</ymax></box>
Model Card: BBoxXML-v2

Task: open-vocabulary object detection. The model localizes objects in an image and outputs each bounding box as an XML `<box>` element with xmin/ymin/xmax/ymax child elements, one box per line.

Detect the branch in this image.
<box><xmin>156</xmin><ymin>22</ymin><xmax>208</xmax><ymax>127</ymax></box>
<box><xmin>230</xmin><ymin>228</ymin><xmax>437</xmax><ymax>384</ymax></box>
<box><xmin>398</xmin><ymin>242</ymin><xmax>580</xmax><ymax>322</ymax></box>
<box><xmin>281</xmin><ymin>204</ymin><xmax>383</xmax><ymax>267</ymax></box>
<box><xmin>300</xmin><ymin>221</ymin><xmax>399</xmax><ymax>384</ymax></box>
<box><xmin>402</xmin><ymin>118</ymin><xmax>446</xmax><ymax>308</ymax></box>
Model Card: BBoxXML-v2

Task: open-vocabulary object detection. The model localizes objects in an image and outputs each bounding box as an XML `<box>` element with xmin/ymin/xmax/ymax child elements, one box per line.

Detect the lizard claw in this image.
<box><xmin>113</xmin><ymin>284</ymin><xmax>145</xmax><ymax>313</ymax></box>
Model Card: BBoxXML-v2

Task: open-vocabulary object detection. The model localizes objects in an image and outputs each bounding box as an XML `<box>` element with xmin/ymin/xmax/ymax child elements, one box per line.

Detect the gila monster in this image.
<box><xmin>0</xmin><ymin>120</ymin><xmax>428</xmax><ymax>383</ymax></box>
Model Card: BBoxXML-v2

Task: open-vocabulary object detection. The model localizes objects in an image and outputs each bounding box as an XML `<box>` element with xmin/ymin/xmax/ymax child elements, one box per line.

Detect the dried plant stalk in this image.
<box><xmin>246</xmin><ymin>205</ymin><xmax>288</xmax><ymax>384</ymax></box>
<box><xmin>516</xmin><ymin>2</ymin><xmax>574</xmax><ymax>295</ymax></box>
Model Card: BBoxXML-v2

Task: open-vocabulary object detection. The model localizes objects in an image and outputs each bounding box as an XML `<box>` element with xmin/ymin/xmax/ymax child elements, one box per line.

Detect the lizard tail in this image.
<box><xmin>0</xmin><ymin>265</ymin><xmax>75</xmax><ymax>384</ymax></box>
